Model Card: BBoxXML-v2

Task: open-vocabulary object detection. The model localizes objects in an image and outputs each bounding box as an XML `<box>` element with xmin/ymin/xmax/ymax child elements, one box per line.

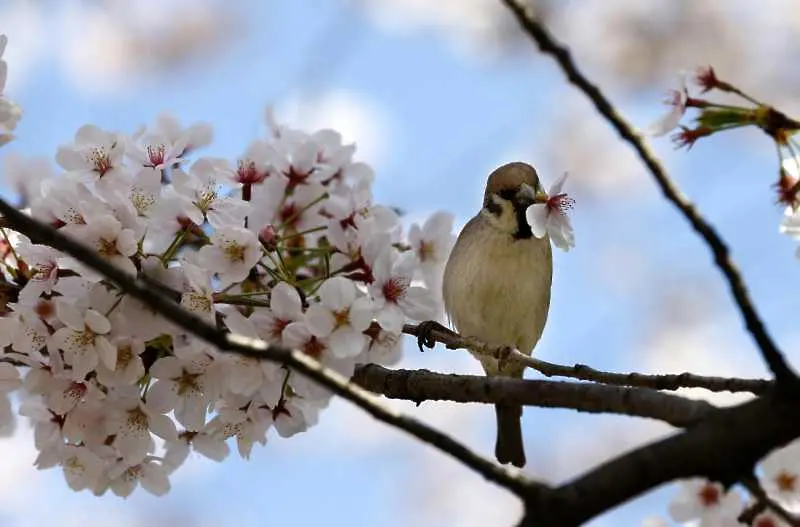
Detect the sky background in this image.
<box><xmin>0</xmin><ymin>0</ymin><xmax>799</xmax><ymax>526</ymax></box>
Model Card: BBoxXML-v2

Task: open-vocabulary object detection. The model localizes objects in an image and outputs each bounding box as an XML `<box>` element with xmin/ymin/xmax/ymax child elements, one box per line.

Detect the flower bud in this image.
<box><xmin>258</xmin><ymin>224</ymin><xmax>278</xmax><ymax>252</ymax></box>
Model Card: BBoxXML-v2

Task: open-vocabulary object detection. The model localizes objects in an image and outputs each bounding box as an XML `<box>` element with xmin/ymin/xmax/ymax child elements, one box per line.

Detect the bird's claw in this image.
<box><xmin>416</xmin><ymin>320</ymin><xmax>448</xmax><ymax>352</ymax></box>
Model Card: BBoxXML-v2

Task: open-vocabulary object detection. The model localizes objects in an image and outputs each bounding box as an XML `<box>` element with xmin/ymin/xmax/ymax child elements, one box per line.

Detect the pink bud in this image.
<box><xmin>259</xmin><ymin>224</ymin><xmax>278</xmax><ymax>251</ymax></box>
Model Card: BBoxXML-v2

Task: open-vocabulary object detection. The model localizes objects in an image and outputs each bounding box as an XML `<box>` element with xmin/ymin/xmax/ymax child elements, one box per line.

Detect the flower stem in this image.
<box><xmin>160</xmin><ymin>229</ymin><xmax>187</xmax><ymax>265</ymax></box>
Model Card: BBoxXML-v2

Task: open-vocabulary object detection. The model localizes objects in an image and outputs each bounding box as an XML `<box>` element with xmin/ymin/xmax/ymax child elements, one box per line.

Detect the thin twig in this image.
<box><xmin>0</xmin><ymin>200</ymin><xmax>540</xmax><ymax>498</ymax></box>
<box><xmin>741</xmin><ymin>475</ymin><xmax>800</xmax><ymax>526</ymax></box>
<box><xmin>526</xmin><ymin>357</ymin><xmax>770</xmax><ymax>395</ymax></box>
<box><xmin>353</xmin><ymin>364</ymin><xmax>715</xmax><ymax>427</ymax></box>
<box><xmin>498</xmin><ymin>0</ymin><xmax>798</xmax><ymax>388</ymax></box>
<box><xmin>403</xmin><ymin>323</ymin><xmax>771</xmax><ymax>395</ymax></box>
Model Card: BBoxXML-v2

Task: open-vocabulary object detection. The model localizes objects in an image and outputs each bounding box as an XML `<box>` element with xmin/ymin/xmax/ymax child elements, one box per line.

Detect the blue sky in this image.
<box><xmin>0</xmin><ymin>1</ymin><xmax>796</xmax><ymax>526</ymax></box>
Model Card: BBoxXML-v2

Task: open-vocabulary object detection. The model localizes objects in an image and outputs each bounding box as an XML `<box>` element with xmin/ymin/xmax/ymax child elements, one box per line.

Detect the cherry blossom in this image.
<box><xmin>147</xmin><ymin>346</ymin><xmax>223</xmax><ymax>431</ymax></box>
<box><xmin>77</xmin><ymin>214</ymin><xmax>139</xmax><ymax>278</ymax></box>
<box><xmin>369</xmin><ymin>251</ymin><xmax>439</xmax><ymax>333</ymax></box>
<box><xmin>644</xmin><ymin>74</ymin><xmax>689</xmax><ymax>136</ymax></box>
<box><xmin>95</xmin><ymin>336</ymin><xmax>146</xmax><ymax>388</ymax></box>
<box><xmin>179</xmin><ymin>262</ymin><xmax>218</xmax><ymax>323</ymax></box>
<box><xmin>60</xmin><ymin>444</ymin><xmax>106</xmax><ymax>492</ymax></box>
<box><xmin>15</xmin><ymin>240</ymin><xmax>61</xmax><ymax>305</ymax></box>
<box><xmin>525</xmin><ymin>172</ymin><xmax>576</xmax><ymax>252</ymax></box>
<box><xmin>107</xmin><ymin>388</ymin><xmax>178</xmax><ymax>465</ymax></box>
<box><xmin>197</xmin><ymin>226</ymin><xmax>262</xmax><ymax>288</ymax></box>
<box><xmin>232</xmin><ymin>139</ymin><xmax>273</xmax><ymax>185</ymax></box>
<box><xmin>171</xmin><ymin>158</ymin><xmax>250</xmax><ymax>228</ymax></box>
<box><xmin>409</xmin><ymin>211</ymin><xmax>455</xmax><ymax>290</ymax></box>
<box><xmin>760</xmin><ymin>439</ymin><xmax>800</xmax><ymax>508</ymax></box>
<box><xmin>106</xmin><ymin>458</ymin><xmax>171</xmax><ymax>497</ymax></box>
<box><xmin>261</xmin><ymin>281</ymin><xmax>305</xmax><ymax>342</ymax></box>
<box><xmin>204</xmin><ymin>399</ymin><xmax>273</xmax><ymax>459</ymax></box>
<box><xmin>49</xmin><ymin>299</ymin><xmax>117</xmax><ymax>381</ymax></box>
<box><xmin>306</xmin><ymin>276</ymin><xmax>374</xmax><ymax>358</ymax></box>
<box><xmin>752</xmin><ymin>511</ymin><xmax>789</xmax><ymax>527</ymax></box>
<box><xmin>217</xmin><ymin>305</ymin><xmax>283</xmax><ymax>398</ymax></box>
<box><xmin>0</xmin><ymin>34</ymin><xmax>21</xmax><ymax>146</ymax></box>
<box><xmin>154</xmin><ymin>112</ymin><xmax>212</xmax><ymax>157</ymax></box>
<box><xmin>56</xmin><ymin>124</ymin><xmax>127</xmax><ymax>189</ymax></box>
<box><xmin>667</xmin><ymin>479</ymin><xmax>743</xmax><ymax>526</ymax></box>
<box><xmin>128</xmin><ymin>130</ymin><xmax>188</xmax><ymax>170</ymax></box>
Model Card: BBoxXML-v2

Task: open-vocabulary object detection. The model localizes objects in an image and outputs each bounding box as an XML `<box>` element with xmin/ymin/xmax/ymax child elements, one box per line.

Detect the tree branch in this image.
<box><xmin>403</xmin><ymin>323</ymin><xmax>771</xmax><ymax>395</ymax></box>
<box><xmin>740</xmin><ymin>475</ymin><xmax>800</xmax><ymax>526</ymax></box>
<box><xmin>498</xmin><ymin>0</ymin><xmax>798</xmax><ymax>388</ymax></box>
<box><xmin>520</xmin><ymin>389</ymin><xmax>800</xmax><ymax>526</ymax></box>
<box><xmin>0</xmin><ymin>200</ymin><xmax>540</xmax><ymax>498</ymax></box>
<box><xmin>353</xmin><ymin>364</ymin><xmax>715</xmax><ymax>427</ymax></box>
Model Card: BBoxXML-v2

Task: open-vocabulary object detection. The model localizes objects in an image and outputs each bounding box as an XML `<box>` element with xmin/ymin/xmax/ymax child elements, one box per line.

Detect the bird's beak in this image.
<box><xmin>515</xmin><ymin>183</ymin><xmax>538</xmax><ymax>208</ymax></box>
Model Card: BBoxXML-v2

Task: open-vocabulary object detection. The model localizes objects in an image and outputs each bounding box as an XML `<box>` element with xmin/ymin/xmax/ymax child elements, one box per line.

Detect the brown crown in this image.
<box><xmin>483</xmin><ymin>162</ymin><xmax>540</xmax><ymax>206</ymax></box>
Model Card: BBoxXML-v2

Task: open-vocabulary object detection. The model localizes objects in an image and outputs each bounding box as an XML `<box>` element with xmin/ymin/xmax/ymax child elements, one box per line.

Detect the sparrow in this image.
<box><xmin>419</xmin><ymin>161</ymin><xmax>553</xmax><ymax>468</ymax></box>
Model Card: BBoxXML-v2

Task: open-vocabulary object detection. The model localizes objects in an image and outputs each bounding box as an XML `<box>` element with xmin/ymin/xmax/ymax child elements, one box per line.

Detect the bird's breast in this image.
<box><xmin>443</xmin><ymin>221</ymin><xmax>553</xmax><ymax>366</ymax></box>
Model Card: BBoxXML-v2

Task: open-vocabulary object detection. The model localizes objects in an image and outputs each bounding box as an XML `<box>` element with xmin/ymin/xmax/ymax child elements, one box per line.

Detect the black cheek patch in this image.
<box><xmin>513</xmin><ymin>206</ymin><xmax>533</xmax><ymax>240</ymax></box>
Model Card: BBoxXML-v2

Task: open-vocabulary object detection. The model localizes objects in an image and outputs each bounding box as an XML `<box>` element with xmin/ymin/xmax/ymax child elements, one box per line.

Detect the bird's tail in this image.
<box><xmin>494</xmin><ymin>403</ymin><xmax>525</xmax><ymax>468</ymax></box>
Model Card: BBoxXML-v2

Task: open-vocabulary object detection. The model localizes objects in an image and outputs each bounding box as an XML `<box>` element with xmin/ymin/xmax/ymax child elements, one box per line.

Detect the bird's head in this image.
<box><xmin>481</xmin><ymin>162</ymin><xmax>545</xmax><ymax>239</ymax></box>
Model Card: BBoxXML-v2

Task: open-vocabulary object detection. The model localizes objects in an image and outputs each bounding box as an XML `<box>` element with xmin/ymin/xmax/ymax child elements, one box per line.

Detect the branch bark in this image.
<box><xmin>403</xmin><ymin>323</ymin><xmax>771</xmax><ymax>395</ymax></box>
<box><xmin>353</xmin><ymin>364</ymin><xmax>716</xmax><ymax>427</ymax></box>
<box><xmin>498</xmin><ymin>0</ymin><xmax>798</xmax><ymax>389</ymax></box>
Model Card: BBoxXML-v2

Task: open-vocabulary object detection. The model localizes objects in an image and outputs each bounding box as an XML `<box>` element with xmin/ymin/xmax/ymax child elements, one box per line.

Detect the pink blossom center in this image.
<box><xmin>547</xmin><ymin>193</ymin><xmax>575</xmax><ymax>215</ymax></box>
<box><xmin>697</xmin><ymin>483</ymin><xmax>720</xmax><ymax>507</ymax></box>
<box><xmin>775</xmin><ymin>471</ymin><xmax>797</xmax><ymax>492</ymax></box>
<box><xmin>269</xmin><ymin>319</ymin><xmax>290</xmax><ymax>341</ymax></box>
<box><xmin>302</xmin><ymin>336</ymin><xmax>325</xmax><ymax>359</ymax></box>
<box><xmin>237</xmin><ymin>159</ymin><xmax>267</xmax><ymax>184</ymax></box>
<box><xmin>280</xmin><ymin>203</ymin><xmax>299</xmax><ymax>227</ymax></box>
<box><xmin>754</xmin><ymin>515</ymin><xmax>779</xmax><ymax>527</ymax></box>
<box><xmin>34</xmin><ymin>299</ymin><xmax>55</xmax><ymax>319</ymax></box>
<box><xmin>285</xmin><ymin>166</ymin><xmax>312</xmax><ymax>187</ymax></box>
<box><xmin>32</xmin><ymin>261</ymin><xmax>57</xmax><ymax>281</ymax></box>
<box><xmin>382</xmin><ymin>276</ymin><xmax>410</xmax><ymax>304</ymax></box>
<box><xmin>87</xmin><ymin>146</ymin><xmax>113</xmax><ymax>176</ymax></box>
<box><xmin>146</xmin><ymin>144</ymin><xmax>166</xmax><ymax>167</ymax></box>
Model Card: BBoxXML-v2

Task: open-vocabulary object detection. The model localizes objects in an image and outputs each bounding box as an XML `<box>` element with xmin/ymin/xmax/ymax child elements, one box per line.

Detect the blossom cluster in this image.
<box><xmin>0</xmin><ymin>32</ymin><xmax>465</xmax><ymax>495</ymax></box>
<box><xmin>0</xmin><ymin>109</ymin><xmax>460</xmax><ymax>496</ymax></box>
<box><xmin>644</xmin><ymin>67</ymin><xmax>800</xmax><ymax>257</ymax></box>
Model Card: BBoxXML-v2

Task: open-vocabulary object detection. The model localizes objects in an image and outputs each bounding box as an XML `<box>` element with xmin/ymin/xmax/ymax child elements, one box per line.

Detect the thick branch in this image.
<box><xmin>521</xmin><ymin>390</ymin><xmax>800</xmax><ymax>526</ymax></box>
<box><xmin>403</xmin><ymin>323</ymin><xmax>771</xmax><ymax>395</ymax></box>
<box><xmin>353</xmin><ymin>364</ymin><xmax>715</xmax><ymax>427</ymax></box>
<box><xmin>498</xmin><ymin>0</ymin><xmax>797</xmax><ymax>388</ymax></box>
<box><xmin>0</xmin><ymin>200</ymin><xmax>539</xmax><ymax>498</ymax></box>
